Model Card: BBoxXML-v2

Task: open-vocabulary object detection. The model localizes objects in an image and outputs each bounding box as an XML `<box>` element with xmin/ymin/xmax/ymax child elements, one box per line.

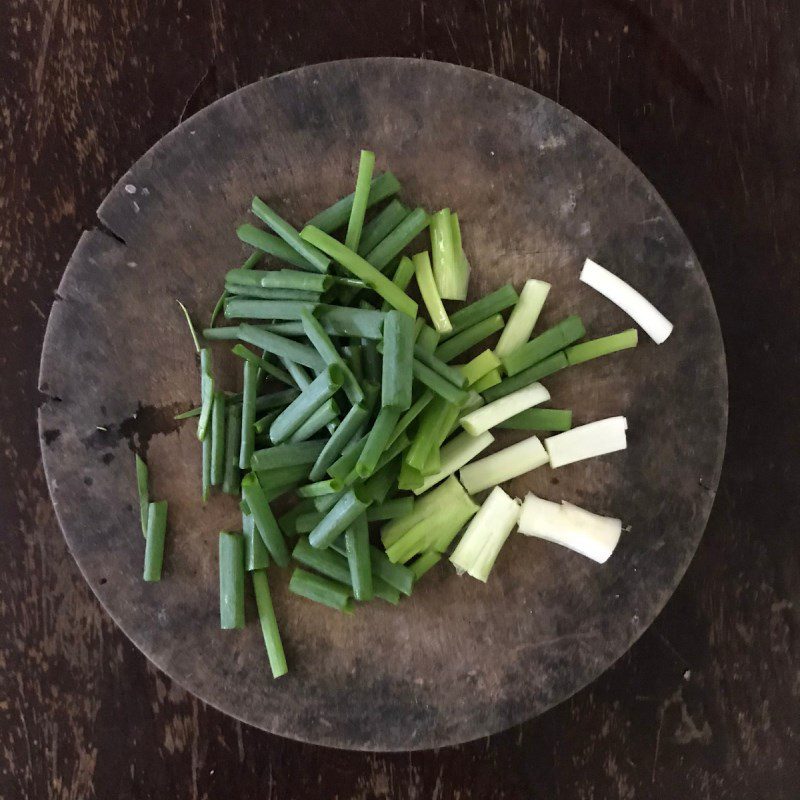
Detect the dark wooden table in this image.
<box><xmin>2</xmin><ymin>2</ymin><xmax>797</xmax><ymax>797</ymax></box>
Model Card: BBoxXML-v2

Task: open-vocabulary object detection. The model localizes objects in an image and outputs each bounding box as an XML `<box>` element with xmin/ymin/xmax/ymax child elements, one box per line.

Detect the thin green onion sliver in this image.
<box><xmin>231</xmin><ymin>344</ymin><xmax>294</xmax><ymax>387</ymax></box>
<box><xmin>482</xmin><ymin>351</ymin><xmax>569</xmax><ymax>402</ymax></box>
<box><xmin>444</xmin><ymin>284</ymin><xmax>518</xmax><ymax>337</ymax></box>
<box><xmin>309</xmin><ymin>400</ymin><xmax>372</xmax><ymax>481</ymax></box>
<box><xmin>135</xmin><ymin>453</ymin><xmax>148</xmax><ymax>537</ymax></box>
<box><xmin>365</xmin><ymin>207</ymin><xmax>430</xmax><ymax>271</ymax></box>
<box><xmin>236</xmin><ymin>223</ymin><xmax>317</xmax><ymax>270</ymax></box>
<box><xmin>240</xmin><ymin>474</ymin><xmax>289</xmax><ymax>567</ymax></box>
<box><xmin>237</xmin><ymin>323</ymin><xmax>326</xmax><ymax>371</ymax></box>
<box><xmin>434</xmin><ymin>313</ymin><xmax>504</xmax><ymax>363</ymax></box>
<box><xmin>411</xmin><ymin>359</ymin><xmax>469</xmax><ymax>405</ymax></box>
<box><xmin>498</xmin><ymin>407</ymin><xmax>573</xmax><ymax>431</ymax></box>
<box><xmin>564</xmin><ymin>328</ymin><xmax>638</xmax><ymax>365</ymax></box>
<box><xmin>210</xmin><ymin>391</ymin><xmax>226</xmax><ymax>486</ymax></box>
<box><xmin>413</xmin><ymin>250</ymin><xmax>452</xmax><ymax>334</ymax></box>
<box><xmin>345</xmin><ymin>149</ymin><xmax>376</xmax><ymax>252</ymax></box>
<box><xmin>197</xmin><ymin>348</ymin><xmax>214</xmax><ymax>440</ymax></box>
<box><xmin>307</xmin><ymin>172</ymin><xmax>401</xmax><ymax>233</ymax></box>
<box><xmin>223</xmin><ymin>403</ymin><xmax>242</xmax><ymax>495</ymax></box>
<box><xmin>345</xmin><ymin>514</ymin><xmax>373</xmax><ymax>601</ymax></box>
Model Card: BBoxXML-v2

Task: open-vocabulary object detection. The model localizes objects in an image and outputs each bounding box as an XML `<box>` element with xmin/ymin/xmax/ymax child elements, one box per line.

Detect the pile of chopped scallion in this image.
<box><xmin>134</xmin><ymin>150</ymin><xmax>673</xmax><ymax>679</ymax></box>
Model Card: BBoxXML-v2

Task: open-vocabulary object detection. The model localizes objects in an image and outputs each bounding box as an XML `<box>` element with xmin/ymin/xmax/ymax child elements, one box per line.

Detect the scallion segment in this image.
<box><xmin>240</xmin><ymin>473</ymin><xmax>289</xmax><ymax>567</ymax></box>
<box><xmin>358</xmin><ymin>200</ymin><xmax>408</xmax><ymax>256</ymax></box>
<box><xmin>289</xmin><ymin>568</ymin><xmax>354</xmax><ymax>613</ymax></box>
<box><xmin>544</xmin><ymin>416</ymin><xmax>628</xmax><ymax>468</ymax></box>
<box><xmin>143</xmin><ymin>501</ymin><xmax>168</xmax><ymax>581</ymax></box>
<box><xmin>564</xmin><ymin>329</ymin><xmax>638</xmax><ymax>365</ymax></box>
<box><xmin>307</xmin><ymin>172</ymin><xmax>401</xmax><ymax>233</ymax></box>
<box><xmin>460</xmin><ymin>382</ymin><xmax>550</xmax><ymax>436</ymax></box>
<box><xmin>218</xmin><ymin>531</ymin><xmax>245</xmax><ymax>629</ymax></box>
<box><xmin>494</xmin><ymin>279</ymin><xmax>551</xmax><ymax>358</ymax></box>
<box><xmin>308</xmin><ymin>488</ymin><xmax>370</xmax><ymax>550</ymax></box>
<box><xmin>135</xmin><ymin>453</ymin><xmax>149</xmax><ymax>537</ymax></box>
<box><xmin>345</xmin><ymin>150</ymin><xmax>376</xmax><ymax>252</ymax></box>
<box><xmin>413</xmin><ymin>250</ymin><xmax>452</xmax><ymax>334</ymax></box>
<box><xmin>344</xmin><ymin>514</ymin><xmax>373</xmax><ymax>601</ymax></box>
<box><xmin>414</xmin><ymin>431</ymin><xmax>494</xmax><ymax>495</ymax></box>
<box><xmin>500</xmin><ymin>315</ymin><xmax>585</xmax><ymax>377</ymax></box>
<box><xmin>459</xmin><ymin>435</ymin><xmax>549</xmax><ymax>495</ymax></box>
<box><xmin>364</xmin><ymin>207</ymin><xmax>430</xmax><ymax>271</ymax></box>
<box><xmin>269</xmin><ymin>365</ymin><xmax>343</xmax><ymax>444</ymax></box>
<box><xmin>497</xmin><ymin>407</ymin><xmax>573</xmax><ymax>432</ymax></box>
<box><xmin>450</xmin><ymin>487</ymin><xmax>520</xmax><ymax>581</ymax></box>
<box><xmin>237</xmin><ymin>224</ymin><xmax>317</xmax><ymax>270</ymax></box>
<box><xmin>444</xmin><ymin>285</ymin><xmax>518</xmax><ymax>337</ymax></box>
<box><xmin>381</xmin><ymin>310</ymin><xmax>414</xmax><ymax>410</ymax></box>
<box><xmin>251</xmin><ymin>570</ymin><xmax>288</xmax><ymax>678</ymax></box>
<box><xmin>434</xmin><ymin>313</ymin><xmax>504</xmax><ymax>363</ymax></box>
<box><xmin>482</xmin><ymin>351</ymin><xmax>568</xmax><ymax>402</ymax></box>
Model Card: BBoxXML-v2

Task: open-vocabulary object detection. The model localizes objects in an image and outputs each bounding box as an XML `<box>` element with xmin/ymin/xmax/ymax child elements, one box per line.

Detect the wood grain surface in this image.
<box><xmin>1</xmin><ymin>1</ymin><xmax>798</xmax><ymax>797</ymax></box>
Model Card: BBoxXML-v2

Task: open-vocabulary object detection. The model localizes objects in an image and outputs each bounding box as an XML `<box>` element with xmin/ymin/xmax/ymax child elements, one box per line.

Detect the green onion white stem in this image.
<box><xmin>450</xmin><ymin>487</ymin><xmax>520</xmax><ymax>581</ymax></box>
<box><xmin>460</xmin><ymin>381</ymin><xmax>550</xmax><ymax>436</ymax></box>
<box><xmin>414</xmin><ymin>430</ymin><xmax>494</xmax><ymax>495</ymax></box>
<box><xmin>580</xmin><ymin>258</ymin><xmax>673</xmax><ymax>344</ymax></box>
<box><xmin>544</xmin><ymin>416</ymin><xmax>628</xmax><ymax>468</ymax></box>
<box><xmin>494</xmin><ymin>279</ymin><xmax>550</xmax><ymax>358</ymax></box>
<box><xmin>517</xmin><ymin>493</ymin><xmax>622</xmax><ymax>563</ymax></box>
<box><xmin>459</xmin><ymin>435</ymin><xmax>549</xmax><ymax>495</ymax></box>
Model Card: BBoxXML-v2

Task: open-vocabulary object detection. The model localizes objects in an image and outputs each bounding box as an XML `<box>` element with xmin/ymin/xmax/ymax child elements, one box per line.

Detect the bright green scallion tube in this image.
<box><xmin>231</xmin><ymin>344</ymin><xmax>294</xmax><ymax>386</ymax></box>
<box><xmin>413</xmin><ymin>343</ymin><xmax>468</xmax><ymax>389</ymax></box>
<box><xmin>288</xmin><ymin>399</ymin><xmax>339</xmax><ymax>443</ymax></box>
<box><xmin>364</xmin><ymin>207</ymin><xmax>430</xmax><ymax>271</ymax></box>
<box><xmin>251</xmin><ymin>197</ymin><xmax>330</xmax><ymax>273</ymax></box>
<box><xmin>242</xmin><ymin>502</ymin><xmax>269</xmax><ymax>571</ymax></box>
<box><xmin>222</xmin><ymin>403</ymin><xmax>242</xmax><ymax>495</ymax></box>
<box><xmin>500</xmin><ymin>315</ymin><xmax>585</xmax><ymax>377</ymax></box>
<box><xmin>300</xmin><ymin>309</ymin><xmax>362</xmax><ymax>404</ymax></box>
<box><xmin>409</xmin><ymin>551</ymin><xmax>441</xmax><ymax>581</ymax></box>
<box><xmin>355</xmin><ymin>406</ymin><xmax>401</xmax><ymax>479</ymax></box>
<box><xmin>251</xmin><ymin>570</ymin><xmax>288</xmax><ymax>678</ymax></box>
<box><xmin>299</xmin><ymin>226</ymin><xmax>417</xmax><ymax>318</ymax></box>
<box><xmin>344</xmin><ymin>514</ymin><xmax>373</xmax><ymax>601</ymax></box>
<box><xmin>224</xmin><ymin>298</ymin><xmax>319</xmax><ymax>321</ymax></box>
<box><xmin>210</xmin><ymin>391</ymin><xmax>226</xmax><ymax>486</ymax></box>
<box><xmin>238</xmin><ymin>360</ymin><xmax>257</xmax><ymax>470</ymax></box>
<box><xmin>288</xmin><ymin>568</ymin><xmax>354</xmax><ymax>613</ymax></box>
<box><xmin>434</xmin><ymin>313</ymin><xmax>505</xmax><ymax>363</ymax></box>
<box><xmin>564</xmin><ymin>328</ymin><xmax>638</xmax><ymax>365</ymax></box>
<box><xmin>250</xmin><ymin>439</ymin><xmax>328</xmax><ymax>471</ymax></box>
<box><xmin>219</xmin><ymin>531</ymin><xmax>245</xmax><ymax>629</ymax></box>
<box><xmin>411</xmin><ymin>359</ymin><xmax>469</xmax><ymax>405</ymax></box>
<box><xmin>237</xmin><ymin>323</ymin><xmax>325</xmax><ymax>371</ymax></box>
<box><xmin>143</xmin><ymin>500</ymin><xmax>168</xmax><ymax>582</ymax></box>
<box><xmin>307</xmin><ymin>172</ymin><xmax>401</xmax><ymax>233</ymax></box>
<box><xmin>381</xmin><ymin>255</ymin><xmax>416</xmax><ymax>311</ymax></box>
<box><xmin>308</xmin><ymin>399</ymin><xmax>372</xmax><ymax>481</ymax></box>
<box><xmin>381</xmin><ymin>310</ymin><xmax>415</xmax><ymax>410</ymax></box>
<box><xmin>269</xmin><ymin>365</ymin><xmax>343</xmax><ymax>444</ymax></box>
<box><xmin>236</xmin><ymin>224</ymin><xmax>317</xmax><ymax>271</ymax></box>
<box><xmin>413</xmin><ymin>250</ymin><xmax>452</xmax><ymax>334</ymax></box>
<box><xmin>358</xmin><ymin>200</ymin><xmax>408</xmax><ymax>256</ymax></box>
<box><xmin>345</xmin><ymin>150</ymin><xmax>376</xmax><ymax>252</ymax></box>
<box><xmin>308</xmin><ymin>488</ymin><xmax>370</xmax><ymax>549</ymax></box>
<box><xmin>482</xmin><ymin>351</ymin><xmax>569</xmax><ymax>402</ymax></box>
<box><xmin>497</xmin><ymin>407</ymin><xmax>573</xmax><ymax>431</ymax></box>
<box><xmin>226</xmin><ymin>267</ymin><xmax>331</xmax><ymax>292</ymax></box>
<box><xmin>240</xmin><ymin>473</ymin><xmax>289</xmax><ymax>567</ymax></box>
<box><xmin>366</xmin><ymin>497</ymin><xmax>414</xmax><ymax>522</ymax></box>
<box><xmin>444</xmin><ymin>285</ymin><xmax>518</xmax><ymax>337</ymax></box>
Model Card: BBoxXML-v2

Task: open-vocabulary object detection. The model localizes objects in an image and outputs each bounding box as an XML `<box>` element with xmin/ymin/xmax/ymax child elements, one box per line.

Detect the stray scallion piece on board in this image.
<box><xmin>138</xmin><ymin>149</ymin><xmax>665</xmax><ymax>678</ymax></box>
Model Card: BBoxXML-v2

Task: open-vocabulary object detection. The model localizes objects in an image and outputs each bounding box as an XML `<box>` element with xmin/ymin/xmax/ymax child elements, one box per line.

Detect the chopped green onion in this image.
<box><xmin>518</xmin><ymin>493</ymin><xmax>622</xmax><ymax>563</ymax></box>
<box><xmin>143</xmin><ymin>500</ymin><xmax>168</xmax><ymax>581</ymax></box>
<box><xmin>307</xmin><ymin>172</ymin><xmax>401</xmax><ymax>233</ymax></box>
<box><xmin>299</xmin><ymin>226</ymin><xmax>418</xmax><ymax>317</ymax></box>
<box><xmin>366</xmin><ymin>497</ymin><xmax>414</xmax><ymax>521</ymax></box>
<box><xmin>227</xmin><ymin>267</ymin><xmax>331</xmax><ymax>292</ymax></box>
<box><xmin>289</xmin><ymin>568</ymin><xmax>354</xmax><ymax>613</ymax></box>
<box><xmin>450</xmin><ymin>487</ymin><xmax>520</xmax><ymax>581</ymax></box>
<box><xmin>470</xmin><ymin>368</ymin><xmax>501</xmax><ymax>392</ymax></box>
<box><xmin>413</xmin><ymin>344</ymin><xmax>468</xmax><ymax>389</ymax></box>
<box><xmin>237</xmin><ymin>224</ymin><xmax>317</xmax><ymax>270</ymax></box>
<box><xmin>300</xmin><ymin>309</ymin><xmax>362</xmax><ymax>404</ymax></box>
<box><xmin>429</xmin><ymin>209</ymin><xmax>460</xmax><ymax>300</ymax></box>
<box><xmin>501</xmin><ymin>315</ymin><xmax>585</xmax><ymax>377</ymax></box>
<box><xmin>494</xmin><ymin>279</ymin><xmax>551</xmax><ymax>358</ymax></box>
<box><xmin>459</xmin><ymin>349</ymin><xmax>501</xmax><ymax>386</ymax></box>
<box><xmin>387</xmin><ymin>391</ymin><xmax>434</xmax><ymax>449</ymax></box>
<box><xmin>308</xmin><ymin>488</ymin><xmax>370</xmax><ymax>549</ymax></box>
<box><xmin>446</xmin><ymin>212</ymin><xmax>470</xmax><ymax>301</ymax></box>
<box><xmin>309</xmin><ymin>400</ymin><xmax>372</xmax><ymax>481</ymax></box>
<box><xmin>218</xmin><ymin>531</ymin><xmax>245</xmax><ymax>628</ymax></box>
<box><xmin>411</xmin><ymin>359</ymin><xmax>469</xmax><ymax>405</ymax></box>
<box><xmin>498</xmin><ymin>407</ymin><xmax>573</xmax><ymax>431</ymax></box>
<box><xmin>288</xmin><ymin>398</ymin><xmax>339</xmax><ymax>443</ymax></box>
<box><xmin>580</xmin><ymin>258</ymin><xmax>673</xmax><ymax>344</ymax></box>
<box><xmin>231</xmin><ymin>344</ymin><xmax>294</xmax><ymax>388</ymax></box>
<box><xmin>269</xmin><ymin>365</ymin><xmax>343</xmax><ymax>444</ymax></box>
<box><xmin>222</xmin><ymin>403</ymin><xmax>242</xmax><ymax>495</ymax></box>
<box><xmin>414</xmin><ymin>431</ymin><xmax>494</xmax><ymax>495</ymax></box>
<box><xmin>358</xmin><ymin>200</ymin><xmax>408</xmax><ymax>256</ymax></box>
<box><xmin>544</xmin><ymin>416</ymin><xmax>628</xmax><ymax>468</ymax></box>
<box><xmin>135</xmin><ymin>453</ymin><xmax>148</xmax><ymax>537</ymax></box>
<box><xmin>434</xmin><ymin>313</ymin><xmax>504</xmax><ymax>363</ymax></box>
<box><xmin>240</xmin><ymin>473</ymin><xmax>290</xmax><ymax>567</ymax></box>
<box><xmin>413</xmin><ymin>250</ymin><xmax>452</xmax><ymax>334</ymax></box>
<box><xmin>345</xmin><ymin>150</ymin><xmax>376</xmax><ymax>252</ymax></box>
<box><xmin>251</xmin><ymin>570</ymin><xmax>288</xmax><ymax>678</ymax></box>
<box><xmin>242</xmin><ymin>503</ymin><xmax>269</xmax><ymax>571</ymax></box>
<box><xmin>251</xmin><ymin>197</ymin><xmax>330</xmax><ymax>273</ymax></box>
<box><xmin>224</xmin><ymin>298</ymin><xmax>318</xmax><ymax>321</ymax></box>
<box><xmin>225</xmin><ymin>284</ymin><xmax>322</xmax><ymax>302</ymax></box>
<box><xmin>381</xmin><ymin>256</ymin><xmax>416</xmax><ymax>311</ymax></box>
<box><xmin>237</xmin><ymin>323</ymin><xmax>326</xmax><ymax>371</ymax></box>
<box><xmin>415</xmin><ymin>323</ymin><xmax>441</xmax><ymax>355</ymax></box>
<box><xmin>459</xmin><ymin>435</ymin><xmax>549</xmax><ymax>495</ymax></box>
<box><xmin>210</xmin><ymin>391</ymin><xmax>226</xmax><ymax>486</ymax></box>
<box><xmin>356</xmin><ymin>407</ymin><xmax>401</xmax><ymax>478</ymax></box>
<box><xmin>364</xmin><ymin>207</ymin><xmax>430</xmax><ymax>271</ymax></box>
<box><xmin>344</xmin><ymin>514</ymin><xmax>373</xmax><ymax>601</ymax></box>
<box><xmin>564</xmin><ymin>329</ymin><xmax>638</xmax><ymax>365</ymax></box>
<box><xmin>460</xmin><ymin>381</ymin><xmax>550</xmax><ymax>435</ymax></box>
<box><xmin>409</xmin><ymin>551</ymin><xmax>441</xmax><ymax>581</ymax></box>
<box><xmin>444</xmin><ymin>285</ymin><xmax>518</xmax><ymax>337</ymax></box>
<box><xmin>381</xmin><ymin>310</ymin><xmax>415</xmax><ymax>410</ymax></box>
<box><xmin>482</xmin><ymin>351</ymin><xmax>568</xmax><ymax>402</ymax></box>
